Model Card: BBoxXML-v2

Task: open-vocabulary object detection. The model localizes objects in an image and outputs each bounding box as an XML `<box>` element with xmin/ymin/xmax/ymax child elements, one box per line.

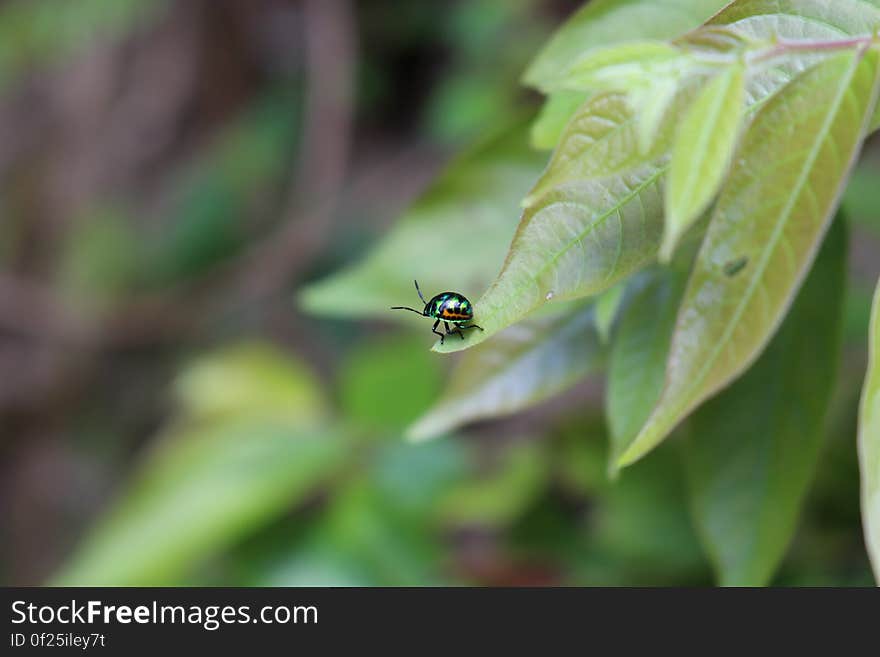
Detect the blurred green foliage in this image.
<box><xmin>0</xmin><ymin>0</ymin><xmax>167</xmax><ymax>91</ymax></box>
<box><xmin>145</xmin><ymin>92</ymin><xmax>302</xmax><ymax>286</ymax></box>
<box><xmin>54</xmin><ymin>344</ymin><xmax>345</xmax><ymax>585</ymax></box>
<box><xmin>339</xmin><ymin>333</ymin><xmax>443</xmax><ymax>432</ymax></box>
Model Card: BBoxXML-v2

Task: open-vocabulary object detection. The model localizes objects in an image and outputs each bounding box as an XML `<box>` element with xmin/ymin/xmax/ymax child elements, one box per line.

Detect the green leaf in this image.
<box><xmin>595</xmin><ymin>283</ymin><xmax>626</xmax><ymax>343</ymax></box>
<box><xmin>531</xmin><ymin>91</ymin><xmax>591</xmax><ymax>150</ymax></box>
<box><xmin>435</xmin><ymin>162</ymin><xmax>667</xmax><ymax>354</ymax></box>
<box><xmin>632</xmin><ymin>76</ymin><xmax>680</xmax><ymax>155</ymax></box>
<box><xmin>523</xmin><ymin>0</ymin><xmax>731</xmax><ymax>90</ymax></box>
<box><xmin>663</xmin><ymin>61</ymin><xmax>746</xmax><ymax>261</ymax></box>
<box><xmin>606</xmin><ymin>270</ymin><xmax>687</xmax><ymax>473</ymax></box>
<box><xmin>524</xmin><ymin>92</ymin><xmax>667</xmax><ymax>206</ymax></box>
<box><xmin>871</xmin><ymin>101</ymin><xmax>880</xmax><ymax>132</ymax></box>
<box><xmin>684</xmin><ymin>217</ymin><xmax>847</xmax><ymax>586</ymax></box>
<box><xmin>524</xmin><ymin>78</ymin><xmax>711</xmax><ymax>209</ymax></box>
<box><xmin>859</xmin><ymin>277</ymin><xmax>880</xmax><ymax>583</ymax></box>
<box><xmin>619</xmin><ymin>50</ymin><xmax>880</xmax><ymax>468</ymax></box>
<box><xmin>546</xmin><ymin>40</ymin><xmax>685</xmax><ymax>93</ymax></box>
<box><xmin>408</xmin><ymin>303</ymin><xmax>603</xmax><ymax>440</ymax></box>
<box><xmin>53</xmin><ymin>345</ymin><xmax>345</xmax><ymax>585</ymax></box>
<box><xmin>299</xmin><ymin>118</ymin><xmax>546</xmax><ymax>317</ymax></box>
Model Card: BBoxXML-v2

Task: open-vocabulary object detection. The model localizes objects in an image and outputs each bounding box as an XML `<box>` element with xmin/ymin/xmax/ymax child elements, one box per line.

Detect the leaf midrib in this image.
<box><xmin>532</xmin><ymin>166</ymin><xmax>666</xmax><ymax>292</ymax></box>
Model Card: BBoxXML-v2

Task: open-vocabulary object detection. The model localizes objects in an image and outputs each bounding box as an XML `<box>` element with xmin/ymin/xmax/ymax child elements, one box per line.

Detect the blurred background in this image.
<box><xmin>1</xmin><ymin>0</ymin><xmax>878</xmax><ymax>586</ymax></box>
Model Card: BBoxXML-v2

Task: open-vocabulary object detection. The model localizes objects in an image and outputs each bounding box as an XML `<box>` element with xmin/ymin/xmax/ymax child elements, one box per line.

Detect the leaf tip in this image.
<box><xmin>615</xmin><ymin>448</ymin><xmax>640</xmax><ymax>469</ymax></box>
<box><xmin>658</xmin><ymin>232</ymin><xmax>678</xmax><ymax>264</ymax></box>
<box><xmin>605</xmin><ymin>458</ymin><xmax>622</xmax><ymax>481</ymax></box>
<box><xmin>615</xmin><ymin>426</ymin><xmax>658</xmax><ymax>469</ymax></box>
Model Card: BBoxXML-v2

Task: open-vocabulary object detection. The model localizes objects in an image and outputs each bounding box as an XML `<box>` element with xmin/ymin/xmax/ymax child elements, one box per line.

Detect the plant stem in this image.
<box><xmin>752</xmin><ymin>34</ymin><xmax>878</xmax><ymax>63</ymax></box>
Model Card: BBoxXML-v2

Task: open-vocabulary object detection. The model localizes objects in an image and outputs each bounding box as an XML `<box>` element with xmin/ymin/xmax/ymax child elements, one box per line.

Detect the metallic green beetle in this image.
<box><xmin>391</xmin><ymin>280</ymin><xmax>484</xmax><ymax>344</ymax></box>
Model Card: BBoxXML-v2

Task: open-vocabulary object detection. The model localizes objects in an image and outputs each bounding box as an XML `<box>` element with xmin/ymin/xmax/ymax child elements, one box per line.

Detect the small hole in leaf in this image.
<box><xmin>723</xmin><ymin>256</ymin><xmax>748</xmax><ymax>277</ymax></box>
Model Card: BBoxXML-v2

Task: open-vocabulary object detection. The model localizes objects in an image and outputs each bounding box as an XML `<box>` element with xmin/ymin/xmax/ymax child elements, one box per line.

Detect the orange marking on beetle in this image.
<box><xmin>441</xmin><ymin>309</ymin><xmax>471</xmax><ymax>320</ymax></box>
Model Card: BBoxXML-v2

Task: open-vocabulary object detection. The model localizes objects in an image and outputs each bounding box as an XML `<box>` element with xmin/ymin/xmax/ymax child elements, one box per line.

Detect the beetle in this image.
<box><xmin>391</xmin><ymin>280</ymin><xmax>484</xmax><ymax>344</ymax></box>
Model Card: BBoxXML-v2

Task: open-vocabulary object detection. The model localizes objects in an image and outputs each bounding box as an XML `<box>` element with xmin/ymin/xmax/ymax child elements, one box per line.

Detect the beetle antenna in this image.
<box><xmin>390</xmin><ymin>306</ymin><xmax>425</xmax><ymax>316</ymax></box>
<box><xmin>414</xmin><ymin>279</ymin><xmax>427</xmax><ymax>304</ymax></box>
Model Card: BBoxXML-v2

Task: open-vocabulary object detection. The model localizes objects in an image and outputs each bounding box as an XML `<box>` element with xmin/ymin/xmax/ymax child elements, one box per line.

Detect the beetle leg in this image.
<box><xmin>443</xmin><ymin>321</ymin><xmax>464</xmax><ymax>340</ymax></box>
<box><xmin>460</xmin><ymin>324</ymin><xmax>484</xmax><ymax>333</ymax></box>
<box><xmin>432</xmin><ymin>319</ymin><xmax>445</xmax><ymax>344</ymax></box>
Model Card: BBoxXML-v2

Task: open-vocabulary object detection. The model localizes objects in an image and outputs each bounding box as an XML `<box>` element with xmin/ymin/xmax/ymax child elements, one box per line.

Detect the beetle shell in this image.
<box><xmin>425</xmin><ymin>292</ymin><xmax>474</xmax><ymax>323</ymax></box>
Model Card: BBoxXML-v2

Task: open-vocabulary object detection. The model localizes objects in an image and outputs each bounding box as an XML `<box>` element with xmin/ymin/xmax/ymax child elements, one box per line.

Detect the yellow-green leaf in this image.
<box><xmin>619</xmin><ymin>50</ymin><xmax>880</xmax><ymax>467</ymax></box>
<box><xmin>663</xmin><ymin>62</ymin><xmax>746</xmax><ymax>261</ymax></box>
<box><xmin>633</xmin><ymin>77</ymin><xmax>680</xmax><ymax>155</ymax></box>
<box><xmin>859</xmin><ymin>276</ymin><xmax>880</xmax><ymax>583</ymax></box>
<box><xmin>525</xmin><ymin>79</ymin><xmax>709</xmax><ymax>209</ymax></box>
<box><xmin>523</xmin><ymin>0</ymin><xmax>731</xmax><ymax>153</ymax></box>
<box><xmin>523</xmin><ymin>0</ymin><xmax>730</xmax><ymax>91</ymax></box>
<box><xmin>531</xmin><ymin>91</ymin><xmax>591</xmax><ymax>150</ymax></box>
<box><xmin>524</xmin><ymin>92</ymin><xmax>645</xmax><ymax>206</ymax></box>
<box><xmin>547</xmin><ymin>40</ymin><xmax>684</xmax><ymax>93</ymax></box>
